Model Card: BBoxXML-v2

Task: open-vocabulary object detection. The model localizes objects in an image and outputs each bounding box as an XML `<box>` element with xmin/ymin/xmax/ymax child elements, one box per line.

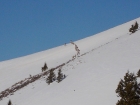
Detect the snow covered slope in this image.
<box><xmin>1</xmin><ymin>17</ymin><xmax>140</xmax><ymax>105</ymax></box>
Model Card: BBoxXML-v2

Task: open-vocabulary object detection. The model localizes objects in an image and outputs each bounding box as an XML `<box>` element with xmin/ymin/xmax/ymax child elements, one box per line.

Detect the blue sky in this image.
<box><xmin>0</xmin><ymin>0</ymin><xmax>140</xmax><ymax>61</ymax></box>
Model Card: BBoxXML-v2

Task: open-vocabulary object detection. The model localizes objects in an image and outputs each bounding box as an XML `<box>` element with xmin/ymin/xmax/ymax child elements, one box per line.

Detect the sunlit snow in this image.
<box><xmin>1</xmin><ymin>17</ymin><xmax>140</xmax><ymax>105</ymax></box>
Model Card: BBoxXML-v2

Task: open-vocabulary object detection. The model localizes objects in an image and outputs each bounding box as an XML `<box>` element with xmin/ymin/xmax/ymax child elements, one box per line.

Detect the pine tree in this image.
<box><xmin>129</xmin><ymin>21</ymin><xmax>139</xmax><ymax>33</ymax></box>
<box><xmin>44</xmin><ymin>63</ymin><xmax>48</xmax><ymax>69</ymax></box>
<box><xmin>42</xmin><ymin>62</ymin><xmax>48</xmax><ymax>72</ymax></box>
<box><xmin>134</xmin><ymin>21</ymin><xmax>139</xmax><ymax>30</ymax></box>
<box><xmin>8</xmin><ymin>100</ymin><xmax>12</xmax><ymax>105</ymax></box>
<box><xmin>137</xmin><ymin>69</ymin><xmax>140</xmax><ymax>77</ymax></box>
<box><xmin>116</xmin><ymin>71</ymin><xmax>140</xmax><ymax>105</ymax></box>
<box><xmin>57</xmin><ymin>68</ymin><xmax>64</xmax><ymax>83</ymax></box>
<box><xmin>46</xmin><ymin>70</ymin><xmax>56</xmax><ymax>85</ymax></box>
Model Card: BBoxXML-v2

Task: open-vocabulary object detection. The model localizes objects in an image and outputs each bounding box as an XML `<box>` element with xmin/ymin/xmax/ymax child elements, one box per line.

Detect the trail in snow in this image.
<box><xmin>0</xmin><ymin>29</ymin><xmax>136</xmax><ymax>100</ymax></box>
<box><xmin>1</xmin><ymin>17</ymin><xmax>140</xmax><ymax>105</ymax></box>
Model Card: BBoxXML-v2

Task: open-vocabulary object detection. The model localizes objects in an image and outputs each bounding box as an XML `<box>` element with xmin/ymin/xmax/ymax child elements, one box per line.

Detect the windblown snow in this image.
<box><xmin>1</xmin><ymin>17</ymin><xmax>140</xmax><ymax>105</ymax></box>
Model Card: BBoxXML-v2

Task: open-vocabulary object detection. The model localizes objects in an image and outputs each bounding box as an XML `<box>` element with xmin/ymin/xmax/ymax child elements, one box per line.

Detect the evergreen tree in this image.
<box><xmin>137</xmin><ymin>69</ymin><xmax>140</xmax><ymax>77</ymax></box>
<box><xmin>44</xmin><ymin>63</ymin><xmax>47</xmax><ymax>69</ymax></box>
<box><xmin>8</xmin><ymin>100</ymin><xmax>12</xmax><ymax>105</ymax></box>
<box><xmin>134</xmin><ymin>21</ymin><xmax>139</xmax><ymax>30</ymax></box>
<box><xmin>42</xmin><ymin>62</ymin><xmax>48</xmax><ymax>72</ymax></box>
<box><xmin>129</xmin><ymin>21</ymin><xmax>139</xmax><ymax>33</ymax></box>
<box><xmin>116</xmin><ymin>71</ymin><xmax>140</xmax><ymax>105</ymax></box>
<box><xmin>46</xmin><ymin>70</ymin><xmax>56</xmax><ymax>85</ymax></box>
<box><xmin>57</xmin><ymin>68</ymin><xmax>64</xmax><ymax>83</ymax></box>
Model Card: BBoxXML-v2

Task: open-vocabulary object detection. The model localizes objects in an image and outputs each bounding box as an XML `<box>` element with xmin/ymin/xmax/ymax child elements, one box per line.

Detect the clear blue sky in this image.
<box><xmin>0</xmin><ymin>0</ymin><xmax>140</xmax><ymax>61</ymax></box>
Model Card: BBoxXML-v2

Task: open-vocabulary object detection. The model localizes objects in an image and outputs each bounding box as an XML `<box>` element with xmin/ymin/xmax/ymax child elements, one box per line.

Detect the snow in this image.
<box><xmin>0</xmin><ymin>17</ymin><xmax>140</xmax><ymax>105</ymax></box>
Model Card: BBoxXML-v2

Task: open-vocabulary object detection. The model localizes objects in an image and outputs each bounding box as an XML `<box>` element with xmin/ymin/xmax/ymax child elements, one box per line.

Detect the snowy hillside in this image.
<box><xmin>1</xmin><ymin>17</ymin><xmax>140</xmax><ymax>105</ymax></box>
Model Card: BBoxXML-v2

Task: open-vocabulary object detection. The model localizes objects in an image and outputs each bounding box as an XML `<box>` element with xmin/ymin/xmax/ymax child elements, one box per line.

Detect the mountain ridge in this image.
<box><xmin>1</xmin><ymin>17</ymin><xmax>140</xmax><ymax>105</ymax></box>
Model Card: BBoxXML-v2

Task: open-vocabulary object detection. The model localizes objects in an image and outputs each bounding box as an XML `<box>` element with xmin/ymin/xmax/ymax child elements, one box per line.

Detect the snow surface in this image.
<box><xmin>1</xmin><ymin>17</ymin><xmax>140</xmax><ymax>105</ymax></box>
